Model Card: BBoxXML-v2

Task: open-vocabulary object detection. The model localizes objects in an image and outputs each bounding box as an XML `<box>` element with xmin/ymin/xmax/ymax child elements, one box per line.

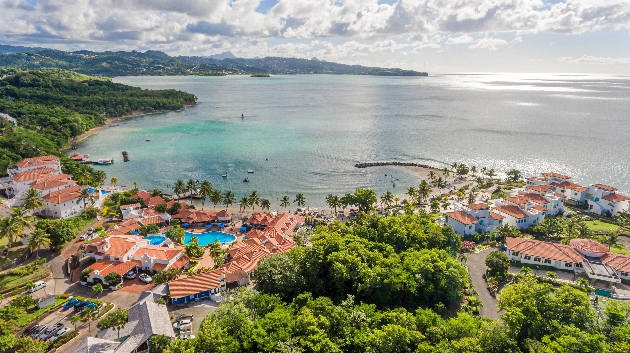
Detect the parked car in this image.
<box><xmin>73</xmin><ymin>301</ymin><xmax>87</xmax><ymax>311</ymax></box>
<box><xmin>176</xmin><ymin>314</ymin><xmax>194</xmax><ymax>322</ymax></box>
<box><xmin>139</xmin><ymin>273</ymin><xmax>152</xmax><ymax>283</ymax></box>
<box><xmin>30</xmin><ymin>324</ymin><xmax>47</xmax><ymax>338</ymax></box>
<box><xmin>40</xmin><ymin>323</ymin><xmax>62</xmax><ymax>340</ymax></box>
<box><xmin>24</xmin><ymin>324</ymin><xmax>40</xmax><ymax>336</ymax></box>
<box><xmin>79</xmin><ymin>234</ymin><xmax>87</xmax><ymax>241</ymax></box>
<box><xmin>179</xmin><ymin>333</ymin><xmax>195</xmax><ymax>339</ymax></box>
<box><xmin>49</xmin><ymin>327</ymin><xmax>71</xmax><ymax>343</ymax></box>
<box><xmin>123</xmin><ymin>271</ymin><xmax>137</xmax><ymax>280</ymax></box>
<box><xmin>64</xmin><ymin>298</ymin><xmax>79</xmax><ymax>310</ymax></box>
<box><xmin>28</xmin><ymin>280</ymin><xmax>47</xmax><ymax>293</ymax></box>
<box><xmin>87</xmin><ymin>228</ymin><xmax>94</xmax><ymax>235</ymax></box>
<box><xmin>172</xmin><ymin>319</ymin><xmax>191</xmax><ymax>330</ymax></box>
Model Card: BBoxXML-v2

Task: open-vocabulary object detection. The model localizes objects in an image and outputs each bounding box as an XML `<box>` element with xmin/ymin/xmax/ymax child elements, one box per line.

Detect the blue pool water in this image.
<box><xmin>184</xmin><ymin>231</ymin><xmax>236</xmax><ymax>246</ymax></box>
<box><xmin>144</xmin><ymin>235</ymin><xmax>167</xmax><ymax>246</ymax></box>
<box><xmin>86</xmin><ymin>188</ymin><xmax>110</xmax><ymax>194</ymax></box>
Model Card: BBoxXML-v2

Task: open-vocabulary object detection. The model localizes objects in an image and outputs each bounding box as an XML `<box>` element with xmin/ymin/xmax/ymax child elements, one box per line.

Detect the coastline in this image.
<box><xmin>61</xmin><ymin>103</ymin><xmax>196</xmax><ymax>151</ymax></box>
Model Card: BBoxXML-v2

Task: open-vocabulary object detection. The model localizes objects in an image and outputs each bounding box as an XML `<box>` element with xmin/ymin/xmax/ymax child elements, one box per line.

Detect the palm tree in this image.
<box><xmin>406</xmin><ymin>186</ymin><xmax>417</xmax><ymax>202</ymax></box>
<box><xmin>80</xmin><ymin>307</ymin><xmax>98</xmax><ymax>336</ymax></box>
<box><xmin>186</xmin><ymin>179</ymin><xmax>197</xmax><ymax>205</ymax></box>
<box><xmin>110</xmin><ymin>177</ymin><xmax>118</xmax><ymax>188</ymax></box>
<box><xmin>94</xmin><ymin>170</ymin><xmax>107</xmax><ymax>187</ymax></box>
<box><xmin>28</xmin><ymin>229</ymin><xmax>51</xmax><ymax>259</ymax></box>
<box><xmin>467</xmin><ymin>191</ymin><xmax>476</xmax><ymax>205</ymax></box>
<box><xmin>487</xmin><ymin>169</ymin><xmax>496</xmax><ymax>180</ymax></box>
<box><xmin>260</xmin><ymin>199</ymin><xmax>271</xmax><ymax>211</ymax></box>
<box><xmin>418</xmin><ymin>180</ymin><xmax>430</xmax><ymax>201</ymax></box>
<box><xmin>280</xmin><ymin>196</ymin><xmax>291</xmax><ymax>209</ymax></box>
<box><xmin>23</xmin><ymin>188</ymin><xmax>45</xmax><ymax>215</ymax></box>
<box><xmin>79</xmin><ymin>188</ymin><xmax>94</xmax><ymax>210</ymax></box>
<box><xmin>380</xmin><ymin>191</ymin><xmax>394</xmax><ymax>208</ymax></box>
<box><xmin>198</xmin><ymin>180</ymin><xmax>213</xmax><ymax>209</ymax></box>
<box><xmin>239</xmin><ymin>197</ymin><xmax>250</xmax><ymax>213</ymax></box>
<box><xmin>470</xmin><ymin>166</ymin><xmax>477</xmax><ymax>176</ymax></box>
<box><xmin>132</xmin><ymin>181</ymin><xmax>139</xmax><ymax>191</ymax></box>
<box><xmin>222</xmin><ymin>191</ymin><xmax>235</xmax><ymax>210</ymax></box>
<box><xmin>294</xmin><ymin>193</ymin><xmax>306</xmax><ymax>208</ymax></box>
<box><xmin>0</xmin><ymin>217</ymin><xmax>19</xmax><ymax>256</ymax></box>
<box><xmin>326</xmin><ymin>194</ymin><xmax>341</xmax><ymax>213</ymax></box>
<box><xmin>428</xmin><ymin>171</ymin><xmax>435</xmax><ymax>181</ymax></box>
<box><xmin>173</xmin><ymin>180</ymin><xmax>185</xmax><ymax>200</ymax></box>
<box><xmin>435</xmin><ymin>177</ymin><xmax>445</xmax><ymax>190</ymax></box>
<box><xmin>210</xmin><ymin>189</ymin><xmax>222</xmax><ymax>208</ymax></box>
<box><xmin>601</xmin><ymin>229</ymin><xmax>620</xmax><ymax>251</ymax></box>
<box><xmin>248</xmin><ymin>190</ymin><xmax>261</xmax><ymax>212</ymax></box>
<box><xmin>442</xmin><ymin>167</ymin><xmax>450</xmax><ymax>178</ymax></box>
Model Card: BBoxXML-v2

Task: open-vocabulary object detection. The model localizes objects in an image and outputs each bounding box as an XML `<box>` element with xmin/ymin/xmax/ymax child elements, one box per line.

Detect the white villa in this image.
<box><xmin>0</xmin><ymin>113</ymin><xmax>17</xmax><ymax>125</ymax></box>
<box><xmin>585</xmin><ymin>184</ymin><xmax>630</xmax><ymax>217</ymax></box>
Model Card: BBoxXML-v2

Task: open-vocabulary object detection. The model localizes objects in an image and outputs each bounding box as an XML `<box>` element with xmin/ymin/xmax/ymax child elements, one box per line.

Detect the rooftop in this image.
<box><xmin>168</xmin><ymin>271</ymin><xmax>223</xmax><ymax>299</ymax></box>
<box><xmin>466</xmin><ymin>203</ymin><xmax>489</xmax><ymax>210</ymax></box>
<box><xmin>14</xmin><ymin>155</ymin><xmax>59</xmax><ymax>169</ymax></box>
<box><xmin>542</xmin><ymin>172</ymin><xmax>571</xmax><ymax>180</ymax></box>
<box><xmin>444</xmin><ymin>211</ymin><xmax>477</xmax><ymax>225</ymax></box>
<box><xmin>506</xmin><ymin>237</ymin><xmax>585</xmax><ymax>264</ymax></box>
<box><xmin>570</xmin><ymin>238</ymin><xmax>609</xmax><ymax>254</ymax></box>
<box><xmin>602</xmin><ymin>193</ymin><xmax>630</xmax><ymax>203</ymax></box>
<box><xmin>592</xmin><ymin>183</ymin><xmax>618</xmax><ymax>192</ymax></box>
<box><xmin>494</xmin><ymin>205</ymin><xmax>528</xmax><ymax>219</ymax></box>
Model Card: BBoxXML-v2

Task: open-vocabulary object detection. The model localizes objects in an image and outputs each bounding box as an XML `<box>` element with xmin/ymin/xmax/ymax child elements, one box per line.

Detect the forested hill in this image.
<box><xmin>0</xmin><ymin>68</ymin><xmax>196</xmax><ymax>182</ymax></box>
<box><xmin>0</xmin><ymin>46</ymin><xmax>428</xmax><ymax>76</ymax></box>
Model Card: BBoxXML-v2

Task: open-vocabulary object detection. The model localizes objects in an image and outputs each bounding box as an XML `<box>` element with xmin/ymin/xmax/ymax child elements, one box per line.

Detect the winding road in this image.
<box><xmin>465</xmin><ymin>247</ymin><xmax>502</xmax><ymax>320</ymax></box>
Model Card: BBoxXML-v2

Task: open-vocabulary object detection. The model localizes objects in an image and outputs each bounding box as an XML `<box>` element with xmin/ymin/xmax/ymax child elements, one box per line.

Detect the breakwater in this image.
<box><xmin>354</xmin><ymin>162</ymin><xmax>439</xmax><ymax>169</ymax></box>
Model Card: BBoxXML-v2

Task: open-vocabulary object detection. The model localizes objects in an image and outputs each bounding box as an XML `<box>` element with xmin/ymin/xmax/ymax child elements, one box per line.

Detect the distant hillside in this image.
<box><xmin>0</xmin><ymin>44</ymin><xmax>44</xmax><ymax>54</ymax></box>
<box><xmin>206</xmin><ymin>51</ymin><xmax>238</xmax><ymax>60</ymax></box>
<box><xmin>0</xmin><ymin>44</ymin><xmax>428</xmax><ymax>77</ymax></box>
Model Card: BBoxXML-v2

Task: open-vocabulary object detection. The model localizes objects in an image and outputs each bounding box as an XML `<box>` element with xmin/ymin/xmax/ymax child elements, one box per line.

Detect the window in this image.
<box><xmin>575</xmin><ymin>263</ymin><xmax>583</xmax><ymax>268</ymax></box>
<box><xmin>512</xmin><ymin>251</ymin><xmax>519</xmax><ymax>256</ymax></box>
<box><xmin>621</xmin><ymin>272</ymin><xmax>629</xmax><ymax>277</ymax></box>
<box><xmin>543</xmin><ymin>259</ymin><xmax>551</xmax><ymax>264</ymax></box>
<box><xmin>524</xmin><ymin>255</ymin><xmax>532</xmax><ymax>260</ymax></box>
<box><xmin>565</xmin><ymin>263</ymin><xmax>573</xmax><ymax>267</ymax></box>
<box><xmin>534</xmin><ymin>257</ymin><xmax>541</xmax><ymax>262</ymax></box>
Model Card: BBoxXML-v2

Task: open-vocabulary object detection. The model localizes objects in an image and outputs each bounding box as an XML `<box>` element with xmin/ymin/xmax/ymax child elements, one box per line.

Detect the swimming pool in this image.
<box><xmin>87</xmin><ymin>188</ymin><xmax>111</xmax><ymax>195</ymax></box>
<box><xmin>144</xmin><ymin>235</ymin><xmax>167</xmax><ymax>246</ymax></box>
<box><xmin>184</xmin><ymin>231</ymin><xmax>236</xmax><ymax>246</ymax></box>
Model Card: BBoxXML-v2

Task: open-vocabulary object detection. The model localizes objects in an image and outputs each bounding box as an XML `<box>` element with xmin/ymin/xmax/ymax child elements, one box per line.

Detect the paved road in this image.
<box><xmin>465</xmin><ymin>248</ymin><xmax>502</xmax><ymax>320</ymax></box>
<box><xmin>168</xmin><ymin>300</ymin><xmax>219</xmax><ymax>336</ymax></box>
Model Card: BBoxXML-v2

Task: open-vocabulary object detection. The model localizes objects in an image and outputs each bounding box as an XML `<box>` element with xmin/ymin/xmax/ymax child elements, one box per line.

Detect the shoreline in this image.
<box><xmin>61</xmin><ymin>103</ymin><xmax>196</xmax><ymax>151</ymax></box>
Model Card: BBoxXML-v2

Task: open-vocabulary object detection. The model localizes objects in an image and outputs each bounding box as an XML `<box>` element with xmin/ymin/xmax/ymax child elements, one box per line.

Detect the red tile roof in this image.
<box><xmin>570</xmin><ymin>238</ymin><xmax>608</xmax><ymax>254</ymax></box>
<box><xmin>43</xmin><ymin>185</ymin><xmax>84</xmax><ymax>204</ymax></box>
<box><xmin>138</xmin><ymin>215</ymin><xmax>165</xmax><ymax>226</ymax></box>
<box><xmin>551</xmin><ymin>181</ymin><xmax>587</xmax><ymax>193</ymax></box>
<box><xmin>147</xmin><ymin>196</ymin><xmax>167</xmax><ymax>208</ymax></box>
<box><xmin>467</xmin><ymin>203</ymin><xmax>489</xmax><ymax>210</ymax></box>
<box><xmin>90</xmin><ymin>260</ymin><xmax>140</xmax><ymax>277</ymax></box>
<box><xmin>15</xmin><ymin>155</ymin><xmax>59</xmax><ymax>169</ymax></box>
<box><xmin>542</xmin><ymin>172</ymin><xmax>571</xmax><ymax>180</ymax></box>
<box><xmin>133</xmin><ymin>246</ymin><xmax>182</xmax><ymax>261</ymax></box>
<box><xmin>168</xmin><ymin>271</ymin><xmax>223</xmax><ymax>299</ymax></box>
<box><xmin>444</xmin><ymin>211</ymin><xmax>477</xmax><ymax>225</ymax></box>
<box><xmin>170</xmin><ymin>255</ymin><xmax>190</xmax><ymax>270</ymax></box>
<box><xmin>602</xmin><ymin>193</ymin><xmax>630</xmax><ymax>203</ymax></box>
<box><xmin>120</xmin><ymin>203</ymin><xmax>141</xmax><ymax>209</ymax></box>
<box><xmin>132</xmin><ymin>190</ymin><xmax>152</xmax><ymax>203</ymax></box>
<box><xmin>490</xmin><ymin>212</ymin><xmax>504</xmax><ymax>220</ymax></box>
<box><xmin>506</xmin><ymin>237</ymin><xmax>585</xmax><ymax>264</ymax></box>
<box><xmin>532</xmin><ymin>205</ymin><xmax>547</xmax><ymax>212</ymax></box>
<box><xmin>601</xmin><ymin>253</ymin><xmax>630</xmax><ymax>273</ymax></box>
<box><xmin>174</xmin><ymin>209</ymin><xmax>218</xmax><ymax>223</ymax></box>
<box><xmin>494</xmin><ymin>205</ymin><xmax>528</xmax><ymax>219</ymax></box>
<box><xmin>592</xmin><ymin>184</ymin><xmax>617</xmax><ymax>192</ymax></box>
<box><xmin>29</xmin><ymin>179</ymin><xmax>76</xmax><ymax>191</ymax></box>
<box><xmin>527</xmin><ymin>185</ymin><xmax>553</xmax><ymax>193</ymax></box>
<box><xmin>12</xmin><ymin>168</ymin><xmax>58</xmax><ymax>182</ymax></box>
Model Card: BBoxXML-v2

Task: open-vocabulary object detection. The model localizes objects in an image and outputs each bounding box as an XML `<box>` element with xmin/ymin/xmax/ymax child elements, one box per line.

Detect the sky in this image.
<box><xmin>1</xmin><ymin>0</ymin><xmax>630</xmax><ymax>73</ymax></box>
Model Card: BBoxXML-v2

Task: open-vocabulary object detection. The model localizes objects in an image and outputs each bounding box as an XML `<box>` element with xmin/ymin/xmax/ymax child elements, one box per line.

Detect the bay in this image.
<box><xmin>73</xmin><ymin>73</ymin><xmax>630</xmax><ymax>207</ymax></box>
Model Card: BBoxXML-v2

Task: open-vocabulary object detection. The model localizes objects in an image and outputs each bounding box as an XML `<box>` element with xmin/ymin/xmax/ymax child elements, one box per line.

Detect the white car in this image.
<box><xmin>30</xmin><ymin>325</ymin><xmax>46</xmax><ymax>338</ymax></box>
<box><xmin>39</xmin><ymin>324</ymin><xmax>61</xmax><ymax>340</ymax></box>
<box><xmin>173</xmin><ymin>319</ymin><xmax>191</xmax><ymax>330</ymax></box>
<box><xmin>79</xmin><ymin>234</ymin><xmax>87</xmax><ymax>241</ymax></box>
<box><xmin>49</xmin><ymin>327</ymin><xmax>70</xmax><ymax>343</ymax></box>
<box><xmin>139</xmin><ymin>273</ymin><xmax>152</xmax><ymax>283</ymax></box>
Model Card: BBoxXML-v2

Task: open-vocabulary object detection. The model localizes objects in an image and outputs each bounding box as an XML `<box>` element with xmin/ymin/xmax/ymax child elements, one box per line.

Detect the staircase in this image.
<box><xmin>1</xmin><ymin>190</ymin><xmax>27</xmax><ymax>208</ymax></box>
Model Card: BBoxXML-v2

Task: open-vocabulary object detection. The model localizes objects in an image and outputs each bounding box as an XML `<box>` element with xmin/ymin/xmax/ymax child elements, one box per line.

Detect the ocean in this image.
<box><xmin>73</xmin><ymin>73</ymin><xmax>630</xmax><ymax>208</ymax></box>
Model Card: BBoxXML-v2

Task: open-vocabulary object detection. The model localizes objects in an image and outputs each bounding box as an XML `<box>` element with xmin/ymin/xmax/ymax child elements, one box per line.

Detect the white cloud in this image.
<box><xmin>446</xmin><ymin>34</ymin><xmax>474</xmax><ymax>45</ymax></box>
<box><xmin>559</xmin><ymin>55</ymin><xmax>630</xmax><ymax>65</ymax></box>
<box><xmin>469</xmin><ymin>35</ymin><xmax>522</xmax><ymax>50</ymax></box>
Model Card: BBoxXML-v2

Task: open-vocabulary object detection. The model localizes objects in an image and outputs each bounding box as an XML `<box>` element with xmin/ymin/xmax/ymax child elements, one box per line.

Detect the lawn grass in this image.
<box><xmin>0</xmin><ymin>243</ymin><xmax>30</xmax><ymax>270</ymax></box>
<box><xmin>585</xmin><ymin>220</ymin><xmax>619</xmax><ymax>232</ymax></box>
<box><xmin>15</xmin><ymin>297</ymin><xmax>69</xmax><ymax>327</ymax></box>
<box><xmin>610</xmin><ymin>247</ymin><xmax>630</xmax><ymax>256</ymax></box>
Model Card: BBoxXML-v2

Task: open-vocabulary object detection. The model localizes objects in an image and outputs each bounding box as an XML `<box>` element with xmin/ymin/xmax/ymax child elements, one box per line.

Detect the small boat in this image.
<box><xmin>221</xmin><ymin>172</ymin><xmax>228</xmax><ymax>178</ymax></box>
<box><xmin>146</xmin><ymin>139</ymin><xmax>151</xmax><ymax>142</ymax></box>
<box><xmin>95</xmin><ymin>159</ymin><xmax>114</xmax><ymax>165</ymax></box>
<box><xmin>247</xmin><ymin>170</ymin><xmax>254</xmax><ymax>173</ymax></box>
<box><xmin>243</xmin><ymin>177</ymin><xmax>250</xmax><ymax>182</ymax></box>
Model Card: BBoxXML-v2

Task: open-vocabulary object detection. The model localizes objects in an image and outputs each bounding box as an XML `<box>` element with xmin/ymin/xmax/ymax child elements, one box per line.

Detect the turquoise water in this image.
<box><xmin>74</xmin><ymin>74</ymin><xmax>630</xmax><ymax>206</ymax></box>
<box><xmin>144</xmin><ymin>235</ymin><xmax>166</xmax><ymax>246</ymax></box>
<box><xmin>185</xmin><ymin>231</ymin><xmax>236</xmax><ymax>246</ymax></box>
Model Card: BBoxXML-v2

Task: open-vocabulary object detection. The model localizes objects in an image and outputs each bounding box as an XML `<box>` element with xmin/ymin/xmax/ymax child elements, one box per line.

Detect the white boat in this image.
<box><xmin>247</xmin><ymin>170</ymin><xmax>254</xmax><ymax>173</ymax></box>
<box><xmin>95</xmin><ymin>159</ymin><xmax>114</xmax><ymax>165</ymax></box>
<box><xmin>221</xmin><ymin>172</ymin><xmax>228</xmax><ymax>178</ymax></box>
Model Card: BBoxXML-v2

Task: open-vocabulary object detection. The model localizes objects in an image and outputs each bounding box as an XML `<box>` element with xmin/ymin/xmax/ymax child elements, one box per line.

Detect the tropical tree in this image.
<box><xmin>248</xmin><ymin>190</ymin><xmax>261</xmax><ymax>212</ymax></box>
<box><xmin>79</xmin><ymin>307</ymin><xmax>99</xmax><ymax>336</ymax></box>
<box><xmin>259</xmin><ymin>199</ymin><xmax>271</xmax><ymax>211</ymax></box>
<box><xmin>380</xmin><ymin>191</ymin><xmax>394</xmax><ymax>209</ymax></box>
<box><xmin>22</xmin><ymin>188</ymin><xmax>45</xmax><ymax>215</ymax></box>
<box><xmin>467</xmin><ymin>191</ymin><xmax>476</xmax><ymax>205</ymax></box>
<box><xmin>428</xmin><ymin>170</ymin><xmax>435</xmax><ymax>181</ymax></box>
<box><xmin>442</xmin><ymin>167</ymin><xmax>450</xmax><ymax>178</ymax></box>
<box><xmin>1</xmin><ymin>208</ymin><xmax>33</xmax><ymax>255</ymax></box>
<box><xmin>601</xmin><ymin>229</ymin><xmax>620</xmax><ymax>250</ymax></box>
<box><xmin>94</xmin><ymin>170</ymin><xmax>107</xmax><ymax>187</ymax></box>
<box><xmin>173</xmin><ymin>180</ymin><xmax>185</xmax><ymax>200</ymax></box>
<box><xmin>435</xmin><ymin>177</ymin><xmax>445</xmax><ymax>190</ymax></box>
<box><xmin>406</xmin><ymin>186</ymin><xmax>417</xmax><ymax>202</ymax></box>
<box><xmin>506</xmin><ymin>169</ymin><xmax>522</xmax><ymax>183</ymax></box>
<box><xmin>441</xmin><ymin>199</ymin><xmax>451</xmax><ymax>211</ymax></box>
<box><xmin>430</xmin><ymin>199</ymin><xmax>441</xmax><ymax>213</ymax></box>
<box><xmin>280</xmin><ymin>196</ymin><xmax>291</xmax><ymax>209</ymax></box>
<box><xmin>486</xmin><ymin>169</ymin><xmax>496</xmax><ymax>180</ymax></box>
<box><xmin>71</xmin><ymin>313</ymin><xmax>82</xmax><ymax>331</ymax></box>
<box><xmin>28</xmin><ymin>229</ymin><xmax>50</xmax><ymax>259</ymax></box>
<box><xmin>340</xmin><ymin>189</ymin><xmax>376</xmax><ymax>213</ymax></box>
<box><xmin>239</xmin><ymin>197</ymin><xmax>250</xmax><ymax>213</ymax></box>
<box><xmin>132</xmin><ymin>181</ymin><xmax>139</xmax><ymax>191</ymax></box>
<box><xmin>105</xmin><ymin>272</ymin><xmax>122</xmax><ymax>287</ymax></box>
<box><xmin>485</xmin><ymin>251</ymin><xmax>510</xmax><ymax>280</ymax></box>
<box><xmin>418</xmin><ymin>180</ymin><xmax>431</xmax><ymax>201</ymax></box>
<box><xmin>539</xmin><ymin>218</ymin><xmax>562</xmax><ymax>240</ymax></box>
<box><xmin>186</xmin><ymin>179</ymin><xmax>197</xmax><ymax>205</ymax></box>
<box><xmin>110</xmin><ymin>177</ymin><xmax>118</xmax><ymax>187</ymax></box>
<box><xmin>326</xmin><ymin>194</ymin><xmax>341</xmax><ymax>213</ymax></box>
<box><xmin>495</xmin><ymin>224</ymin><xmax>521</xmax><ymax>239</ymax></box>
<box><xmin>97</xmin><ymin>308</ymin><xmax>129</xmax><ymax>339</ymax></box>
<box><xmin>222</xmin><ymin>190</ymin><xmax>234</xmax><ymax>210</ymax></box>
<box><xmin>210</xmin><ymin>189</ymin><xmax>222</xmax><ymax>208</ymax></box>
<box><xmin>165</xmin><ymin>225</ymin><xmax>186</xmax><ymax>244</ymax></box>
<box><xmin>79</xmin><ymin>188</ymin><xmax>94</xmax><ymax>210</ymax></box>
<box><xmin>198</xmin><ymin>180</ymin><xmax>213</xmax><ymax>209</ymax></box>
<box><xmin>470</xmin><ymin>166</ymin><xmax>477</xmax><ymax>176</ymax></box>
<box><xmin>294</xmin><ymin>193</ymin><xmax>306</xmax><ymax>208</ymax></box>
<box><xmin>92</xmin><ymin>283</ymin><xmax>103</xmax><ymax>297</ymax></box>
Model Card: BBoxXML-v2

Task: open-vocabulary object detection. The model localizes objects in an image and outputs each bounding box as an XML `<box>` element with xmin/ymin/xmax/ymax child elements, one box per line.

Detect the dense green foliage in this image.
<box><xmin>0</xmin><ymin>68</ymin><xmax>196</xmax><ymax>177</ymax></box>
<box><xmin>254</xmin><ymin>214</ymin><xmax>466</xmax><ymax>310</ymax></box>
<box><xmin>34</xmin><ymin>212</ymin><xmax>95</xmax><ymax>251</ymax></box>
<box><xmin>0</xmin><ymin>48</ymin><xmax>428</xmax><ymax>76</ymax></box>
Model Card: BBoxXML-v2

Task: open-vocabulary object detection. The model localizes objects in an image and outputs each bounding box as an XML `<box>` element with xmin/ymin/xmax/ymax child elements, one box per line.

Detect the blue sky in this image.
<box><xmin>1</xmin><ymin>0</ymin><xmax>629</xmax><ymax>73</ymax></box>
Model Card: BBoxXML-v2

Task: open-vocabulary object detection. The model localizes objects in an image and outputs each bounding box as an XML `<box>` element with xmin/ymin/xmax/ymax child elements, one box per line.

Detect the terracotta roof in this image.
<box><xmin>147</xmin><ymin>196</ymin><xmax>167</xmax><ymax>208</ymax></box>
<box><xmin>504</xmin><ymin>196</ymin><xmax>529</xmax><ymax>206</ymax></box>
<box><xmin>570</xmin><ymin>238</ymin><xmax>608</xmax><ymax>254</ymax></box>
<box><xmin>542</xmin><ymin>172</ymin><xmax>571</xmax><ymax>180</ymax></box>
<box><xmin>602</xmin><ymin>193</ymin><xmax>630</xmax><ymax>203</ymax></box>
<box><xmin>133</xmin><ymin>246</ymin><xmax>182</xmax><ymax>261</ymax></box>
<box><xmin>224</xmin><ymin>269</ymin><xmax>248</xmax><ymax>283</ymax></box>
<box><xmin>551</xmin><ymin>181</ymin><xmax>587</xmax><ymax>193</ymax></box>
<box><xmin>152</xmin><ymin>263</ymin><xmax>168</xmax><ymax>272</ymax></box>
<box><xmin>490</xmin><ymin>212</ymin><xmax>504</xmax><ymax>220</ymax></box>
<box><xmin>592</xmin><ymin>184</ymin><xmax>617</xmax><ymax>192</ymax></box>
<box><xmin>90</xmin><ymin>260</ymin><xmax>140</xmax><ymax>277</ymax></box>
<box><xmin>494</xmin><ymin>205</ymin><xmax>528</xmax><ymax>219</ymax></box>
<box><xmin>216</xmin><ymin>210</ymin><xmax>231</xmax><ymax>218</ymax></box>
<box><xmin>15</xmin><ymin>155</ymin><xmax>59</xmax><ymax>169</ymax></box>
<box><xmin>445</xmin><ymin>211</ymin><xmax>478</xmax><ymax>225</ymax></box>
<box><xmin>121</xmin><ymin>203</ymin><xmax>141</xmax><ymax>209</ymax></box>
<box><xmin>168</xmin><ymin>271</ymin><xmax>223</xmax><ymax>299</ymax></box>
<box><xmin>467</xmin><ymin>203</ymin><xmax>489</xmax><ymax>210</ymax></box>
<box><xmin>554</xmin><ymin>193</ymin><xmax>566</xmax><ymax>199</ymax></box>
<box><xmin>138</xmin><ymin>215</ymin><xmax>164</xmax><ymax>226</ymax></box>
<box><xmin>101</xmin><ymin>235</ymin><xmax>148</xmax><ymax>258</ymax></box>
<box><xmin>527</xmin><ymin>185</ymin><xmax>553</xmax><ymax>193</ymax></box>
<box><xmin>174</xmin><ymin>209</ymin><xmax>218</xmax><ymax>223</ymax></box>
<box><xmin>521</xmin><ymin>193</ymin><xmax>550</xmax><ymax>205</ymax></box>
<box><xmin>532</xmin><ymin>205</ymin><xmax>546</xmax><ymax>212</ymax></box>
<box><xmin>43</xmin><ymin>185</ymin><xmax>84</xmax><ymax>204</ymax></box>
<box><xmin>132</xmin><ymin>190</ymin><xmax>152</xmax><ymax>203</ymax></box>
<box><xmin>29</xmin><ymin>179</ymin><xmax>76</xmax><ymax>191</ymax></box>
<box><xmin>601</xmin><ymin>253</ymin><xmax>630</xmax><ymax>273</ymax></box>
<box><xmin>170</xmin><ymin>255</ymin><xmax>190</xmax><ymax>270</ymax></box>
<box><xmin>12</xmin><ymin>168</ymin><xmax>58</xmax><ymax>182</ymax></box>
<box><xmin>506</xmin><ymin>237</ymin><xmax>585</xmax><ymax>263</ymax></box>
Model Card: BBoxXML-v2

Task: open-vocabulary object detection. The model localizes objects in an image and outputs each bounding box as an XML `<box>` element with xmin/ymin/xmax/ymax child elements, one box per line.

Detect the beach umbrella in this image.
<box><xmin>181</xmin><ymin>222</ymin><xmax>189</xmax><ymax>227</ymax></box>
<box><xmin>240</xmin><ymin>226</ymin><xmax>247</xmax><ymax>232</ymax></box>
<box><xmin>218</xmin><ymin>224</ymin><xmax>225</xmax><ymax>229</ymax></box>
<box><xmin>205</xmin><ymin>224</ymin><xmax>212</xmax><ymax>228</ymax></box>
<box><xmin>131</xmin><ymin>231</ymin><xmax>139</xmax><ymax>235</ymax></box>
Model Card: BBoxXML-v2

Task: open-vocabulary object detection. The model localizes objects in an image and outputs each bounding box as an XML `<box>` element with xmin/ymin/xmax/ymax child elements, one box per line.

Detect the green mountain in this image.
<box><xmin>0</xmin><ymin>45</ymin><xmax>428</xmax><ymax>76</ymax></box>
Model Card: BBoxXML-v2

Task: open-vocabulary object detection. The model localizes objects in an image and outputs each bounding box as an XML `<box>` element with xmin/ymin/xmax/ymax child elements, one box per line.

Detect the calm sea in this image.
<box><xmin>73</xmin><ymin>74</ymin><xmax>630</xmax><ymax>208</ymax></box>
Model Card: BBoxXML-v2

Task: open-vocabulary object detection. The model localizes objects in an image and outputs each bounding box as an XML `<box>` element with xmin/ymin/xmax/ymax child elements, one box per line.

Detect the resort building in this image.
<box><xmin>461</xmin><ymin>203</ymin><xmax>504</xmax><ymax>234</ymax></box>
<box><xmin>505</xmin><ymin>237</ymin><xmax>622</xmax><ymax>284</ymax></box>
<box><xmin>585</xmin><ymin>184</ymin><xmax>630</xmax><ymax>217</ymax></box>
<box><xmin>601</xmin><ymin>253</ymin><xmax>630</xmax><ymax>281</ymax></box>
<box><xmin>444</xmin><ymin>211</ymin><xmax>477</xmax><ymax>236</ymax></box>
<box><xmin>133</xmin><ymin>245</ymin><xmax>190</xmax><ymax>272</ymax></box>
<box><xmin>1</xmin><ymin>112</ymin><xmax>17</xmax><ymax>125</ymax></box>
<box><xmin>173</xmin><ymin>208</ymin><xmax>232</xmax><ymax>224</ymax></box>
<box><xmin>121</xmin><ymin>203</ymin><xmax>142</xmax><ymax>220</ymax></box>
<box><xmin>491</xmin><ymin>204</ymin><xmax>545</xmax><ymax>229</ymax></box>
<box><xmin>168</xmin><ymin>271</ymin><xmax>226</xmax><ymax>305</ymax></box>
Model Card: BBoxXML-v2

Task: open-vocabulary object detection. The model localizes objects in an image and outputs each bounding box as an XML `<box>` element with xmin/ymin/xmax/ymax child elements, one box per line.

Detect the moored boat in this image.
<box><xmin>95</xmin><ymin>159</ymin><xmax>114</xmax><ymax>165</ymax></box>
<box><xmin>247</xmin><ymin>170</ymin><xmax>254</xmax><ymax>173</ymax></box>
<box><xmin>222</xmin><ymin>172</ymin><xmax>228</xmax><ymax>178</ymax></box>
<box><xmin>243</xmin><ymin>177</ymin><xmax>250</xmax><ymax>182</ymax></box>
